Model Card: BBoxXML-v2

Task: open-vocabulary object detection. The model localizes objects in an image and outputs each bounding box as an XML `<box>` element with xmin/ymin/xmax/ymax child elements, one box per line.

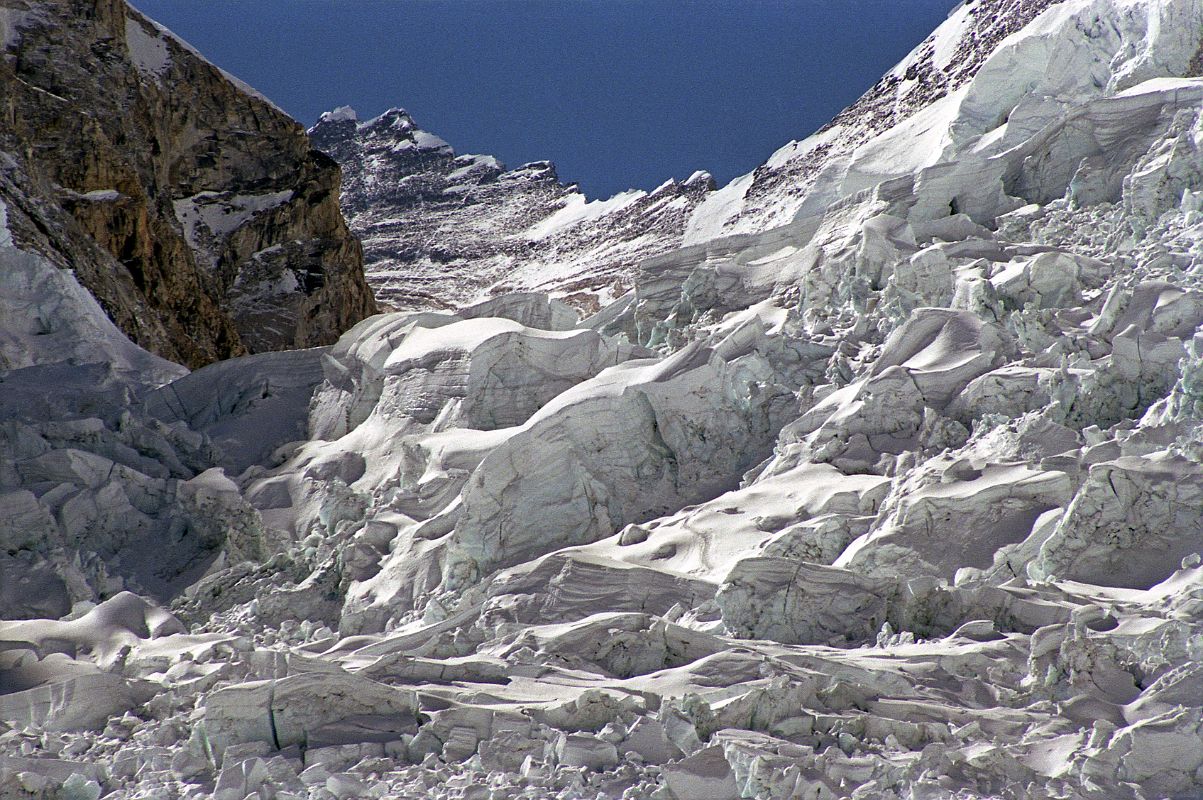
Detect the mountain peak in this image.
<box><xmin>316</xmin><ymin>104</ymin><xmax>358</xmax><ymax>125</ymax></box>
<box><xmin>310</xmin><ymin>109</ymin><xmax>716</xmax><ymax>310</ymax></box>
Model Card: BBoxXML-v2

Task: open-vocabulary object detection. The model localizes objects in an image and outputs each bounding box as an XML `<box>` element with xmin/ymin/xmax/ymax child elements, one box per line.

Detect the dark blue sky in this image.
<box><xmin>134</xmin><ymin>1</ymin><xmax>956</xmax><ymax>199</ymax></box>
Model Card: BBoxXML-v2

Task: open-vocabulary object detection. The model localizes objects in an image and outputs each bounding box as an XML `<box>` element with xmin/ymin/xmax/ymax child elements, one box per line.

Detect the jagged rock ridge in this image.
<box><xmin>309</xmin><ymin>106</ymin><xmax>715</xmax><ymax>313</ymax></box>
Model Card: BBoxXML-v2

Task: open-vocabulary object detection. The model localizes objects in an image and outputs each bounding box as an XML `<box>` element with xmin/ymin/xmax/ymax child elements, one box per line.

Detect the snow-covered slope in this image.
<box><xmin>684</xmin><ymin>0</ymin><xmax>1203</xmax><ymax>241</ymax></box>
<box><xmin>310</xmin><ymin>107</ymin><xmax>715</xmax><ymax>313</ymax></box>
<box><xmin>5</xmin><ymin>1</ymin><xmax>1203</xmax><ymax>799</ymax></box>
<box><xmin>325</xmin><ymin>0</ymin><xmax>1203</xmax><ymax>315</ymax></box>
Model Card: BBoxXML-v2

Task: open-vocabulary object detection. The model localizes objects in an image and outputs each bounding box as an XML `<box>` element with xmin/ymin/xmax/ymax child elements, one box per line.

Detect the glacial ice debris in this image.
<box><xmin>1031</xmin><ymin>453</ymin><xmax>1203</xmax><ymax>588</ymax></box>
<box><xmin>142</xmin><ymin>347</ymin><xmax>328</xmax><ymax>476</ymax></box>
<box><xmin>0</xmin><ymin>594</ymin><xmax>182</xmax><ymax>732</ymax></box>
<box><xmin>836</xmin><ymin>460</ymin><xmax>1074</xmax><ymax>580</ymax></box>
<box><xmin>436</xmin><ymin>342</ymin><xmax>786</xmax><ymax>596</ymax></box>
<box><xmin>308</xmin><ymin>304</ymin><xmax>642</xmax><ymax>439</ymax></box>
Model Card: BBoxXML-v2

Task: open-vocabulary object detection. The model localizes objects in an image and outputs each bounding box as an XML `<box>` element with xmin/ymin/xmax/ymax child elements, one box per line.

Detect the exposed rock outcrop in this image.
<box><xmin>0</xmin><ymin>0</ymin><xmax>375</xmax><ymax>368</ymax></box>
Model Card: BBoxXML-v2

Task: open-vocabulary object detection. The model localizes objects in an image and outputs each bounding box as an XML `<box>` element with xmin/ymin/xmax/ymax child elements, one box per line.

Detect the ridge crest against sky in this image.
<box><xmin>135</xmin><ymin>0</ymin><xmax>957</xmax><ymax>199</ymax></box>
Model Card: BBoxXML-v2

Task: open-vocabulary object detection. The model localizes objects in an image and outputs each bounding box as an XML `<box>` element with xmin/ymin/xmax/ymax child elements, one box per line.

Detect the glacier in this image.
<box><xmin>3</xmin><ymin>0</ymin><xmax>1203</xmax><ymax>799</ymax></box>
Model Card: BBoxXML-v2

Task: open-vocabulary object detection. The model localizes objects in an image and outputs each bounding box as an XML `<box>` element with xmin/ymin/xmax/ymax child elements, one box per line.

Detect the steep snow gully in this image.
<box><xmin>4</xmin><ymin>0</ymin><xmax>1203</xmax><ymax>798</ymax></box>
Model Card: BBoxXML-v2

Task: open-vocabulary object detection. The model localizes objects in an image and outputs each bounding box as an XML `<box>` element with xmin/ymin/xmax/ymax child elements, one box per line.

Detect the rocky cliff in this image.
<box><xmin>0</xmin><ymin>0</ymin><xmax>375</xmax><ymax>368</ymax></box>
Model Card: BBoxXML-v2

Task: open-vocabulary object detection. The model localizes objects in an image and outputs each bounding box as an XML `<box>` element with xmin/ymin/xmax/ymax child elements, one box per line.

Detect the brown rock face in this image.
<box><xmin>0</xmin><ymin>0</ymin><xmax>376</xmax><ymax>368</ymax></box>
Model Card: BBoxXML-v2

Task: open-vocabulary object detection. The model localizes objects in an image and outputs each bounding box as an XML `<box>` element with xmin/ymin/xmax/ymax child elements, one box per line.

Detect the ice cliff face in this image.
<box><xmin>0</xmin><ymin>0</ymin><xmax>376</xmax><ymax>368</ymax></box>
<box><xmin>5</xmin><ymin>1</ymin><xmax>1203</xmax><ymax>799</ymax></box>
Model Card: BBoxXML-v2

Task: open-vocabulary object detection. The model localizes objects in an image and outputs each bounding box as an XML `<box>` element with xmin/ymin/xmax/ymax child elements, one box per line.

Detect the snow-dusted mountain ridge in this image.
<box><xmin>309</xmin><ymin>105</ymin><xmax>715</xmax><ymax>312</ymax></box>
<box><xmin>4</xmin><ymin>0</ymin><xmax>1203</xmax><ymax>799</ymax></box>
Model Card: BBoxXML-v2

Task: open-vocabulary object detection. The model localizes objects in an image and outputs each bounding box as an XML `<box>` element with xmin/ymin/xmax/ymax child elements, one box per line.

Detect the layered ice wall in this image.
<box><xmin>5</xmin><ymin>1</ymin><xmax>1203</xmax><ymax>799</ymax></box>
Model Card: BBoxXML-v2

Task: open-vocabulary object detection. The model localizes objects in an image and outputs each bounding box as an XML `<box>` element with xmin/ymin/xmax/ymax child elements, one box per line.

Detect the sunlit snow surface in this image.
<box><xmin>5</xmin><ymin>1</ymin><xmax>1203</xmax><ymax>799</ymax></box>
